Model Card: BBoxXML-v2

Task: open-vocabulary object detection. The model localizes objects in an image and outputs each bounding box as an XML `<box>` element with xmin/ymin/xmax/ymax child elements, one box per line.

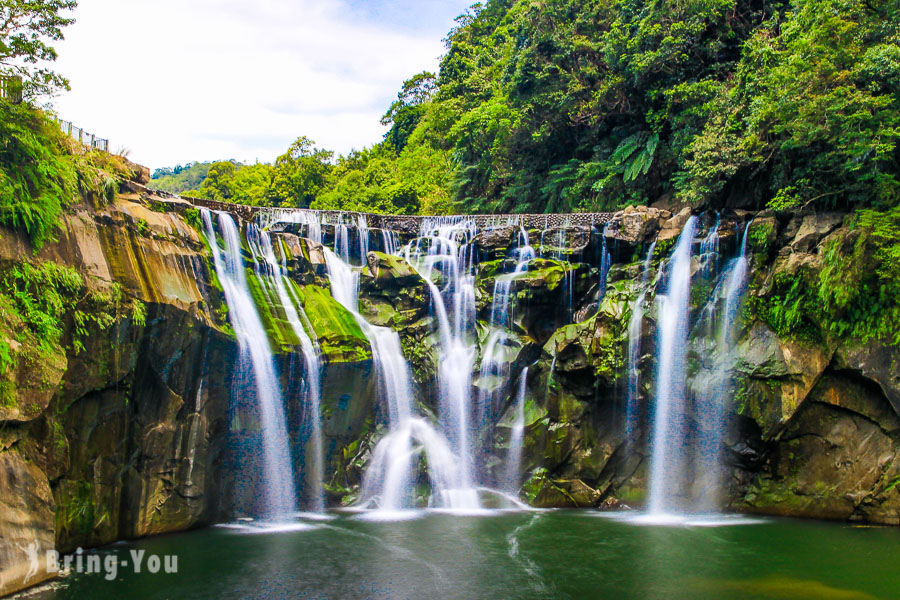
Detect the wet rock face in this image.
<box><xmin>50</xmin><ymin>306</ymin><xmax>234</xmax><ymax>551</ymax></box>
<box><xmin>538</xmin><ymin>226</ymin><xmax>592</xmax><ymax>256</ymax></box>
<box><xmin>0</xmin><ymin>450</ymin><xmax>56</xmax><ymax>597</ymax></box>
<box><xmin>742</xmin><ymin>373</ymin><xmax>900</xmax><ymax>523</ymax></box>
<box><xmin>0</xmin><ymin>193</ymin><xmax>237</xmax><ymax>596</ymax></box>
<box><xmin>473</xmin><ymin>226</ymin><xmax>516</xmax><ymax>256</ymax></box>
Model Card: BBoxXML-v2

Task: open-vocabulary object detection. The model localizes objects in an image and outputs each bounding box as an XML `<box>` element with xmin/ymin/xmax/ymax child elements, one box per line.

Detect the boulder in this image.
<box><xmin>537</xmin><ymin>226</ymin><xmax>591</xmax><ymax>255</ymax></box>
<box><xmin>742</xmin><ymin>374</ymin><xmax>900</xmax><ymax>523</ymax></box>
<box><xmin>747</xmin><ymin>216</ymin><xmax>778</xmax><ymax>256</ymax></box>
<box><xmin>473</xmin><ymin>226</ymin><xmax>516</xmax><ymax>253</ymax></box>
<box><xmin>604</xmin><ymin>205</ymin><xmax>666</xmax><ymax>245</ymax></box>
<box><xmin>365</xmin><ymin>251</ymin><xmax>421</xmax><ymax>286</ymax></box>
<box><xmin>734</xmin><ymin>323</ymin><xmax>831</xmax><ymax>438</ymax></box>
<box><xmin>791</xmin><ymin>213</ymin><xmax>844</xmax><ymax>252</ymax></box>
<box><xmin>656</xmin><ymin>207</ymin><xmax>693</xmax><ymax>242</ymax></box>
<box><xmin>834</xmin><ymin>342</ymin><xmax>900</xmax><ymax>416</ymax></box>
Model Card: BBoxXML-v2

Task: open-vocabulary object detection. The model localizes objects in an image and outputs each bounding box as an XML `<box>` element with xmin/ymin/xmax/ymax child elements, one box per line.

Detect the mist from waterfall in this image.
<box><xmin>641</xmin><ymin>215</ymin><xmax>757</xmax><ymax>518</ymax></box>
<box><xmin>201</xmin><ymin>209</ymin><xmax>297</xmax><ymax>519</ymax></box>
<box><xmin>692</xmin><ymin>220</ymin><xmax>753</xmax><ymax>510</ymax></box>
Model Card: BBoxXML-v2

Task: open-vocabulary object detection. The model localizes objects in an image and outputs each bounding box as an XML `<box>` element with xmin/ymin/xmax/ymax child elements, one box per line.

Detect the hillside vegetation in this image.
<box><xmin>151</xmin><ymin>0</ymin><xmax>898</xmax><ymax>216</ymax></box>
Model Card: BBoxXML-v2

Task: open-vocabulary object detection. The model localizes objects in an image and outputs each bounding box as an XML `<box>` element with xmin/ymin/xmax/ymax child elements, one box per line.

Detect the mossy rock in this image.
<box><xmin>291</xmin><ymin>284</ymin><xmax>372</xmax><ymax>363</ymax></box>
<box><xmin>522</xmin><ymin>468</ymin><xmax>599</xmax><ymax>508</ymax></box>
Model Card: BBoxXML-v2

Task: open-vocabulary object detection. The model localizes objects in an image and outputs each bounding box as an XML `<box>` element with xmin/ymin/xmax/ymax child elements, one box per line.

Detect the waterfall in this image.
<box><xmin>201</xmin><ymin>209</ymin><xmax>297</xmax><ymax>519</ymax></box>
<box><xmin>323</xmin><ymin>246</ymin><xmax>360</xmax><ymax>311</ymax></box>
<box><xmin>356</xmin><ymin>214</ymin><xmax>369</xmax><ymax>262</ymax></box>
<box><xmin>598</xmin><ymin>225</ymin><xmax>612</xmax><ymax>302</ymax></box>
<box><xmin>700</xmin><ymin>214</ymin><xmax>720</xmax><ymax>275</ymax></box>
<box><xmin>334</xmin><ymin>223</ymin><xmax>351</xmax><ymax>263</ymax></box>
<box><xmin>247</xmin><ymin>225</ymin><xmax>325</xmax><ymax>513</ymax></box>
<box><xmin>692</xmin><ymin>220</ymin><xmax>753</xmax><ymax>511</ymax></box>
<box><xmin>647</xmin><ymin>216</ymin><xmax>698</xmax><ymax>516</ymax></box>
<box><xmin>721</xmin><ymin>221</ymin><xmax>752</xmax><ymax>347</ymax></box>
<box><xmin>381</xmin><ymin>229</ymin><xmax>399</xmax><ymax>255</ymax></box>
<box><xmin>474</xmin><ymin>228</ymin><xmax>536</xmax><ymax>488</ymax></box>
<box><xmin>322</xmin><ymin>246</ymin><xmax>466</xmax><ymax>512</ymax></box>
<box><xmin>408</xmin><ymin>217</ymin><xmax>481</xmax><ymax>509</ymax></box>
<box><xmin>624</xmin><ymin>241</ymin><xmax>656</xmax><ymax>441</ymax></box>
<box><xmin>516</xmin><ymin>227</ymin><xmax>536</xmax><ymax>264</ymax></box>
<box><xmin>504</xmin><ymin>367</ymin><xmax>529</xmax><ymax>494</ymax></box>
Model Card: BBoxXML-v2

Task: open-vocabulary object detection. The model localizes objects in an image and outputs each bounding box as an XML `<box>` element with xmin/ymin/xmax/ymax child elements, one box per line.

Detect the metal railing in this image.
<box><xmin>0</xmin><ymin>75</ymin><xmax>23</xmax><ymax>104</ymax></box>
<box><xmin>57</xmin><ymin>119</ymin><xmax>109</xmax><ymax>152</ymax></box>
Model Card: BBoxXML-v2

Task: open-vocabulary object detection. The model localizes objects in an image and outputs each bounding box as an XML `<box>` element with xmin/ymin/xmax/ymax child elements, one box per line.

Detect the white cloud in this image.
<box><xmin>51</xmin><ymin>0</ymin><xmax>469</xmax><ymax>169</ymax></box>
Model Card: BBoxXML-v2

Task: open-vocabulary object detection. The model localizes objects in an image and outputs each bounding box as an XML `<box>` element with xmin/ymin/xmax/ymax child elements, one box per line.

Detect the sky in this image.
<box><xmin>51</xmin><ymin>0</ymin><xmax>473</xmax><ymax>170</ymax></box>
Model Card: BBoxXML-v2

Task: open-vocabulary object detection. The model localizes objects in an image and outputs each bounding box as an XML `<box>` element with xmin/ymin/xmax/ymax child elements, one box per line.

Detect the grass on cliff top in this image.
<box><xmin>0</xmin><ymin>101</ymin><xmax>134</xmax><ymax>250</ymax></box>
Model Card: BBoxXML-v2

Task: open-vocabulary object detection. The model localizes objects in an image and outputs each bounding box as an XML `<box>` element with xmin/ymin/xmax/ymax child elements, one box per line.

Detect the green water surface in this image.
<box><xmin>33</xmin><ymin>511</ymin><xmax>900</xmax><ymax>599</ymax></box>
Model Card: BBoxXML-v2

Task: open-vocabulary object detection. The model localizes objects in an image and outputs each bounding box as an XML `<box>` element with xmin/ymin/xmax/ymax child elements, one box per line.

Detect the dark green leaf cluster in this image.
<box><xmin>418</xmin><ymin>0</ymin><xmax>899</xmax><ymax>213</ymax></box>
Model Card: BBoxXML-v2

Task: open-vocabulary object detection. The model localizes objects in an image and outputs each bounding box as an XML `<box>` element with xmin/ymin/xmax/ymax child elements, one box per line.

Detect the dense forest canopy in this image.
<box><xmin>150</xmin><ymin>0</ymin><xmax>899</xmax><ymax>216</ymax></box>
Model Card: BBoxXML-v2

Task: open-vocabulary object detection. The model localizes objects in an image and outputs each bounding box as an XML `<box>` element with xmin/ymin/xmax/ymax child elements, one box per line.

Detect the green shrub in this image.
<box><xmin>0</xmin><ymin>102</ymin><xmax>78</xmax><ymax>248</ymax></box>
<box><xmin>0</xmin><ymin>103</ymin><xmax>131</xmax><ymax>248</ymax></box>
<box><xmin>0</xmin><ymin>261</ymin><xmax>142</xmax><ymax>355</ymax></box>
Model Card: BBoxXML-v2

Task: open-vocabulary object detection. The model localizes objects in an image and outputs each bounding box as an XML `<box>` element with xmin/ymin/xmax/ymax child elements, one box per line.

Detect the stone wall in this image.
<box><xmin>179</xmin><ymin>195</ymin><xmax>615</xmax><ymax>234</ymax></box>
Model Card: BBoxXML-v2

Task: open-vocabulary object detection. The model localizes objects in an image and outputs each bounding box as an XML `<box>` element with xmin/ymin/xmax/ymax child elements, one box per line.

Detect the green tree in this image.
<box><xmin>269</xmin><ymin>136</ymin><xmax>333</xmax><ymax>207</ymax></box>
<box><xmin>0</xmin><ymin>0</ymin><xmax>77</xmax><ymax>97</ymax></box>
<box><xmin>380</xmin><ymin>71</ymin><xmax>437</xmax><ymax>151</ymax></box>
<box><xmin>197</xmin><ymin>161</ymin><xmax>236</xmax><ymax>201</ymax></box>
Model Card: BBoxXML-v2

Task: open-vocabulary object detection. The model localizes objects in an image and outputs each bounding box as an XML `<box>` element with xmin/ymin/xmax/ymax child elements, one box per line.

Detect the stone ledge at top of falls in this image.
<box><xmin>173</xmin><ymin>193</ymin><xmax>617</xmax><ymax>235</ymax></box>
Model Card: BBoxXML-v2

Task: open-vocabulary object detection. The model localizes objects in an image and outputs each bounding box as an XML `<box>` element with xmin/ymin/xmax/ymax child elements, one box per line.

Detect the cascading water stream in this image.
<box><xmin>408</xmin><ymin>218</ymin><xmax>481</xmax><ymax>509</ymax></box>
<box><xmin>322</xmin><ymin>245</ymin><xmax>465</xmax><ymax>512</ymax></box>
<box><xmin>474</xmin><ymin>228</ymin><xmax>536</xmax><ymax>487</ymax></box>
<box><xmin>504</xmin><ymin>367</ymin><xmax>529</xmax><ymax>494</ymax></box>
<box><xmin>721</xmin><ymin>221</ymin><xmax>753</xmax><ymax>347</ymax></box>
<box><xmin>598</xmin><ymin>225</ymin><xmax>612</xmax><ymax>302</ymax></box>
<box><xmin>692</xmin><ymin>220</ymin><xmax>753</xmax><ymax>510</ymax></box>
<box><xmin>647</xmin><ymin>216</ymin><xmax>698</xmax><ymax>516</ymax></box>
<box><xmin>356</xmin><ymin>215</ymin><xmax>369</xmax><ymax>262</ymax></box>
<box><xmin>381</xmin><ymin>229</ymin><xmax>399</xmax><ymax>255</ymax></box>
<box><xmin>334</xmin><ymin>223</ymin><xmax>351</xmax><ymax>263</ymax></box>
<box><xmin>247</xmin><ymin>225</ymin><xmax>326</xmax><ymax>512</ymax></box>
<box><xmin>201</xmin><ymin>209</ymin><xmax>297</xmax><ymax>519</ymax></box>
<box><xmin>624</xmin><ymin>241</ymin><xmax>656</xmax><ymax>441</ymax></box>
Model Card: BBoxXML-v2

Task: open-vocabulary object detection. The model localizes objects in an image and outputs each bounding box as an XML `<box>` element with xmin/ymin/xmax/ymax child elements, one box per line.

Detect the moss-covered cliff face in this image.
<box><xmin>491</xmin><ymin>209</ymin><xmax>900</xmax><ymax>525</ymax></box>
<box><xmin>301</xmin><ymin>206</ymin><xmax>900</xmax><ymax>524</ymax></box>
<box><xmin>0</xmin><ymin>184</ymin><xmax>382</xmax><ymax>596</ymax></box>
<box><xmin>0</xmin><ymin>188</ymin><xmax>237</xmax><ymax>596</ymax></box>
